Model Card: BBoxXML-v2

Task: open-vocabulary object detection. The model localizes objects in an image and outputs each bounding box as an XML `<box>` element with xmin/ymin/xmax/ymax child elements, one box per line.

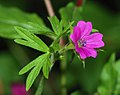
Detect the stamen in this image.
<box><xmin>77</xmin><ymin>39</ymin><xmax>86</xmax><ymax>48</ymax></box>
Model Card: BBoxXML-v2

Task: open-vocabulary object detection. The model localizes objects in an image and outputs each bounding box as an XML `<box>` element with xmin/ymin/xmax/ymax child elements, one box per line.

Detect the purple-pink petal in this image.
<box><xmin>70</xmin><ymin>20</ymin><xmax>104</xmax><ymax>59</ymax></box>
<box><xmin>86</xmin><ymin>41</ymin><xmax>104</xmax><ymax>48</ymax></box>
<box><xmin>81</xmin><ymin>47</ymin><xmax>97</xmax><ymax>59</ymax></box>
<box><xmin>75</xmin><ymin>46</ymin><xmax>87</xmax><ymax>59</ymax></box>
<box><xmin>85</xmin><ymin>33</ymin><xmax>104</xmax><ymax>48</ymax></box>
<box><xmin>75</xmin><ymin>45</ymin><xmax>97</xmax><ymax>59</ymax></box>
<box><xmin>77</xmin><ymin>21</ymin><xmax>92</xmax><ymax>38</ymax></box>
<box><xmin>84</xmin><ymin>47</ymin><xmax>97</xmax><ymax>58</ymax></box>
<box><xmin>70</xmin><ymin>33</ymin><xmax>76</xmax><ymax>44</ymax></box>
<box><xmin>70</xmin><ymin>26</ymin><xmax>82</xmax><ymax>43</ymax></box>
<box><xmin>11</xmin><ymin>83</ymin><xmax>27</xmax><ymax>95</ymax></box>
<box><xmin>84</xmin><ymin>33</ymin><xmax>103</xmax><ymax>42</ymax></box>
<box><xmin>77</xmin><ymin>21</ymin><xmax>86</xmax><ymax>32</ymax></box>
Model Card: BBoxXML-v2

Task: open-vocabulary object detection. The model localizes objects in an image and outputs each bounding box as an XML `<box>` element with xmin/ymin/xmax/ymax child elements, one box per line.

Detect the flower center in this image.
<box><xmin>77</xmin><ymin>39</ymin><xmax>86</xmax><ymax>48</ymax></box>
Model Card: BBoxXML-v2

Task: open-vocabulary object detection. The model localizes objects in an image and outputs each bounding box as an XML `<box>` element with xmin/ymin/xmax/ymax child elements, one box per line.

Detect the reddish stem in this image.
<box><xmin>76</xmin><ymin>0</ymin><xmax>83</xmax><ymax>7</ymax></box>
<box><xmin>44</xmin><ymin>0</ymin><xmax>55</xmax><ymax>17</ymax></box>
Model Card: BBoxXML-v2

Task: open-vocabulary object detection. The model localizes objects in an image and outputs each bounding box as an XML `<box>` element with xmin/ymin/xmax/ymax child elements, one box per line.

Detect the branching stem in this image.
<box><xmin>43</xmin><ymin>0</ymin><xmax>67</xmax><ymax>95</ymax></box>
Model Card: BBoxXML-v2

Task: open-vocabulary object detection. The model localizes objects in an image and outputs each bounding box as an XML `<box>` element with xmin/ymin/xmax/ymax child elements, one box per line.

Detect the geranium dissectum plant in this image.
<box><xmin>70</xmin><ymin>21</ymin><xmax>105</xmax><ymax>59</ymax></box>
<box><xmin>0</xmin><ymin>0</ymin><xmax>113</xmax><ymax>94</ymax></box>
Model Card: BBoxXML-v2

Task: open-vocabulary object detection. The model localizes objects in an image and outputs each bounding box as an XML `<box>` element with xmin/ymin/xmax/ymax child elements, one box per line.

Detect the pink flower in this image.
<box><xmin>70</xmin><ymin>21</ymin><xmax>104</xmax><ymax>59</ymax></box>
<box><xmin>11</xmin><ymin>83</ymin><xmax>27</xmax><ymax>95</ymax></box>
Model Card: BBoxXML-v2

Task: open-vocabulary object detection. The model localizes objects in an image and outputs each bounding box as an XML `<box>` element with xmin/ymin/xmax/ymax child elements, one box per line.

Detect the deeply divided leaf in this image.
<box><xmin>42</xmin><ymin>56</ymin><xmax>51</xmax><ymax>79</ymax></box>
<box><xmin>22</xmin><ymin>53</ymin><xmax>51</xmax><ymax>91</ymax></box>
<box><xmin>14</xmin><ymin>26</ymin><xmax>49</xmax><ymax>52</ymax></box>
<box><xmin>27</xmin><ymin>22</ymin><xmax>56</xmax><ymax>39</ymax></box>
<box><xmin>48</xmin><ymin>16</ymin><xmax>62</xmax><ymax>36</ymax></box>
<box><xmin>63</xmin><ymin>21</ymin><xmax>74</xmax><ymax>33</ymax></box>
<box><xmin>19</xmin><ymin>54</ymin><xmax>48</xmax><ymax>75</ymax></box>
<box><xmin>26</xmin><ymin>65</ymin><xmax>42</xmax><ymax>91</ymax></box>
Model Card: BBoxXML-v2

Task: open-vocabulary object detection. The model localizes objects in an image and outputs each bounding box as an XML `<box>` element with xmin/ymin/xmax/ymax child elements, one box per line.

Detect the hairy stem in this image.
<box><xmin>44</xmin><ymin>0</ymin><xmax>55</xmax><ymax>17</ymax></box>
<box><xmin>43</xmin><ymin>0</ymin><xmax>67</xmax><ymax>95</ymax></box>
<box><xmin>35</xmin><ymin>0</ymin><xmax>55</xmax><ymax>95</ymax></box>
<box><xmin>60</xmin><ymin>35</ymin><xmax>67</xmax><ymax>95</ymax></box>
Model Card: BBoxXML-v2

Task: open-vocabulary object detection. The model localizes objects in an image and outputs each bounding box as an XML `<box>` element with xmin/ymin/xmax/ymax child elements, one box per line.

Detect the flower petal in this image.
<box><xmin>85</xmin><ymin>33</ymin><xmax>105</xmax><ymax>48</ymax></box>
<box><xmin>85</xmin><ymin>33</ymin><xmax>103</xmax><ymax>42</ymax></box>
<box><xmin>86</xmin><ymin>41</ymin><xmax>104</xmax><ymax>48</ymax></box>
<box><xmin>77</xmin><ymin>21</ymin><xmax>92</xmax><ymax>38</ymax></box>
<box><xmin>70</xmin><ymin>33</ymin><xmax>77</xmax><ymax>43</ymax></box>
<box><xmin>75</xmin><ymin>46</ymin><xmax>87</xmax><ymax>59</ymax></box>
<box><xmin>82</xmin><ymin>47</ymin><xmax>97</xmax><ymax>58</ymax></box>
<box><xmin>75</xmin><ymin>44</ymin><xmax>97</xmax><ymax>59</ymax></box>
<box><xmin>77</xmin><ymin>21</ymin><xmax>86</xmax><ymax>32</ymax></box>
<box><xmin>70</xmin><ymin>26</ymin><xmax>82</xmax><ymax>43</ymax></box>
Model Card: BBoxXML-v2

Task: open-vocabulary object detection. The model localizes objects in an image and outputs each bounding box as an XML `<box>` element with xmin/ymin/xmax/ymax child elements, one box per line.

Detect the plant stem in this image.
<box><xmin>44</xmin><ymin>0</ymin><xmax>67</xmax><ymax>95</ymax></box>
<box><xmin>60</xmin><ymin>52</ymin><xmax>67</xmax><ymax>95</ymax></box>
<box><xmin>43</xmin><ymin>0</ymin><xmax>55</xmax><ymax>17</ymax></box>
<box><xmin>35</xmin><ymin>75</ymin><xmax>45</xmax><ymax>95</ymax></box>
<box><xmin>35</xmin><ymin>1</ymin><xmax>55</xmax><ymax>95</ymax></box>
<box><xmin>60</xmin><ymin>36</ymin><xmax>67</xmax><ymax>95</ymax></box>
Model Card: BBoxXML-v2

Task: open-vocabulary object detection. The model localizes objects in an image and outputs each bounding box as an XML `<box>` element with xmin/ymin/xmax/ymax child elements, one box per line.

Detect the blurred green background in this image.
<box><xmin>0</xmin><ymin>0</ymin><xmax>120</xmax><ymax>95</ymax></box>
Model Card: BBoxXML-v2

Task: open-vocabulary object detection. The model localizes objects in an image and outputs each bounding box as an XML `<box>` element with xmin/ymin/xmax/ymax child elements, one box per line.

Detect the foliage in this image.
<box><xmin>14</xmin><ymin>27</ymin><xmax>49</xmax><ymax>52</ymax></box>
<box><xmin>13</xmin><ymin>14</ymin><xmax>73</xmax><ymax>91</ymax></box>
<box><xmin>59</xmin><ymin>2</ymin><xmax>82</xmax><ymax>26</ymax></box>
<box><xmin>0</xmin><ymin>5</ymin><xmax>74</xmax><ymax>91</ymax></box>
<box><xmin>0</xmin><ymin>0</ymin><xmax>120</xmax><ymax>95</ymax></box>
<box><xmin>0</xmin><ymin>6</ymin><xmax>55</xmax><ymax>39</ymax></box>
<box><xmin>97</xmin><ymin>53</ymin><xmax>120</xmax><ymax>95</ymax></box>
<box><xmin>0</xmin><ymin>52</ymin><xmax>23</xmax><ymax>94</ymax></box>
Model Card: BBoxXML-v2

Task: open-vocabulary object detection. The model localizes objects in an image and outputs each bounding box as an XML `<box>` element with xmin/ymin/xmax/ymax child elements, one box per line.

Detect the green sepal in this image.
<box><xmin>92</xmin><ymin>29</ymin><xmax>99</xmax><ymax>32</ymax></box>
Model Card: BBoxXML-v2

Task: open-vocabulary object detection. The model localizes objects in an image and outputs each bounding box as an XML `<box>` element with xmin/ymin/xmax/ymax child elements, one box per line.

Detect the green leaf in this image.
<box><xmin>14</xmin><ymin>26</ymin><xmax>49</xmax><ymax>52</ymax></box>
<box><xmin>114</xmin><ymin>60</ymin><xmax>120</xmax><ymax>94</ymax></box>
<box><xmin>50</xmin><ymin>21</ymin><xmax>74</xmax><ymax>47</ymax></box>
<box><xmin>0</xmin><ymin>53</ymin><xmax>23</xmax><ymax>93</ymax></box>
<box><xmin>0</xmin><ymin>6</ymin><xmax>56</xmax><ymax>39</ymax></box>
<box><xmin>0</xmin><ymin>6</ymin><xmax>45</xmax><ymax>39</ymax></box>
<box><xmin>26</xmin><ymin>64</ymin><xmax>42</xmax><ymax>91</ymax></box>
<box><xmin>19</xmin><ymin>54</ymin><xmax>48</xmax><ymax>75</ymax></box>
<box><xmin>27</xmin><ymin>22</ymin><xmax>56</xmax><ymax>39</ymax></box>
<box><xmin>66</xmin><ymin>43</ymin><xmax>74</xmax><ymax>50</ymax></box>
<box><xmin>42</xmin><ymin>56</ymin><xmax>51</xmax><ymax>79</ymax></box>
<box><xmin>48</xmin><ymin>16</ymin><xmax>62</xmax><ymax>36</ymax></box>
<box><xmin>53</xmin><ymin>44</ymin><xmax>60</xmax><ymax>52</ymax></box>
<box><xmin>92</xmin><ymin>29</ymin><xmax>99</xmax><ymax>32</ymax></box>
<box><xmin>63</xmin><ymin>21</ymin><xmax>74</xmax><ymax>33</ymax></box>
<box><xmin>26</xmin><ymin>53</ymin><xmax>51</xmax><ymax>90</ymax></box>
<box><xmin>22</xmin><ymin>53</ymin><xmax>51</xmax><ymax>91</ymax></box>
<box><xmin>108</xmin><ymin>53</ymin><xmax>116</xmax><ymax>64</ymax></box>
<box><xmin>0</xmin><ymin>24</ymin><xmax>20</xmax><ymax>39</ymax></box>
<box><xmin>97</xmin><ymin>53</ymin><xmax>117</xmax><ymax>95</ymax></box>
<box><xmin>59</xmin><ymin>2</ymin><xmax>82</xmax><ymax>26</ymax></box>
